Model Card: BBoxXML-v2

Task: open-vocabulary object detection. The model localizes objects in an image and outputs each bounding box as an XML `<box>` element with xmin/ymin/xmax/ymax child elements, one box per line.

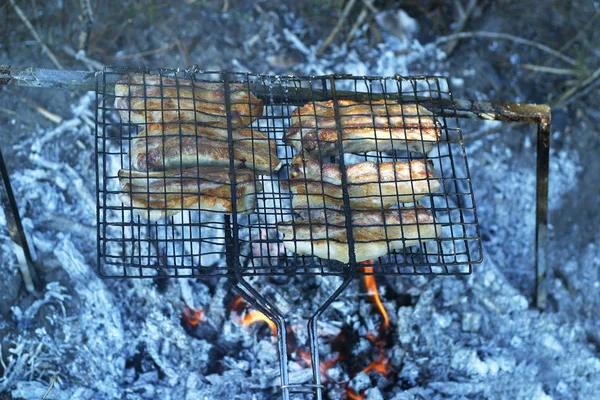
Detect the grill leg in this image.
<box><xmin>535</xmin><ymin>119</ymin><xmax>550</xmax><ymax>309</ymax></box>
<box><xmin>232</xmin><ymin>277</ymin><xmax>292</xmax><ymax>400</ymax></box>
<box><xmin>0</xmin><ymin>147</ymin><xmax>38</xmax><ymax>292</ymax></box>
<box><xmin>307</xmin><ymin>269</ymin><xmax>355</xmax><ymax>400</ymax></box>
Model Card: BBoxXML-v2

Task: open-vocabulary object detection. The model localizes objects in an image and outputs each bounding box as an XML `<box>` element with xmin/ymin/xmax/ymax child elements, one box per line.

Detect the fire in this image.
<box><xmin>362</xmin><ymin>261</ymin><xmax>390</xmax><ymax>331</ymax></box>
<box><xmin>297</xmin><ymin>349</ymin><xmax>312</xmax><ymax>367</ymax></box>
<box><xmin>241</xmin><ymin>310</ymin><xmax>278</xmax><ymax>336</ymax></box>
<box><xmin>346</xmin><ymin>388</ymin><xmax>366</xmax><ymax>400</ymax></box>
<box><xmin>231</xmin><ymin>296</ymin><xmax>277</xmax><ymax>336</ymax></box>
<box><xmin>182</xmin><ymin>305</ymin><xmax>204</xmax><ymax>327</ymax></box>
<box><xmin>363</xmin><ymin>355</ymin><xmax>389</xmax><ymax>376</ymax></box>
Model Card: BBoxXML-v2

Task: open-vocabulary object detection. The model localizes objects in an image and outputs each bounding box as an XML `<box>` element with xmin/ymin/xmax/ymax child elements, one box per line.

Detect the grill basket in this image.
<box><xmin>96</xmin><ymin>67</ymin><xmax>482</xmax><ymax>279</ymax></box>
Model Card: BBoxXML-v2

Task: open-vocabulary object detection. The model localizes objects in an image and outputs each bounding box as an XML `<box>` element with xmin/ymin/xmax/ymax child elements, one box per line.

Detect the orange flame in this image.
<box><xmin>346</xmin><ymin>388</ymin><xmax>366</xmax><ymax>400</ymax></box>
<box><xmin>362</xmin><ymin>261</ymin><xmax>390</xmax><ymax>331</ymax></box>
<box><xmin>230</xmin><ymin>296</ymin><xmax>245</xmax><ymax>313</ymax></box>
<box><xmin>182</xmin><ymin>306</ymin><xmax>204</xmax><ymax>327</ymax></box>
<box><xmin>363</xmin><ymin>355</ymin><xmax>389</xmax><ymax>376</ymax></box>
<box><xmin>320</xmin><ymin>354</ymin><xmax>345</xmax><ymax>376</ymax></box>
<box><xmin>297</xmin><ymin>349</ymin><xmax>312</xmax><ymax>367</ymax></box>
<box><xmin>241</xmin><ymin>310</ymin><xmax>278</xmax><ymax>336</ymax></box>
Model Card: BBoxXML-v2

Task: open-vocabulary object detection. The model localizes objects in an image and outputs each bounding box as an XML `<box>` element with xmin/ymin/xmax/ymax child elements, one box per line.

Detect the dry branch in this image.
<box><xmin>435</xmin><ymin>31</ymin><xmax>577</xmax><ymax>66</ymax></box>
<box><xmin>443</xmin><ymin>0</ymin><xmax>479</xmax><ymax>56</ymax></box>
<box><xmin>345</xmin><ymin>8</ymin><xmax>368</xmax><ymax>44</ymax></box>
<box><xmin>8</xmin><ymin>0</ymin><xmax>64</xmax><ymax>69</ymax></box>
<box><xmin>551</xmin><ymin>65</ymin><xmax>600</xmax><ymax>107</ymax></box>
<box><xmin>115</xmin><ymin>42</ymin><xmax>177</xmax><ymax>60</ymax></box>
<box><xmin>317</xmin><ymin>0</ymin><xmax>358</xmax><ymax>56</ymax></box>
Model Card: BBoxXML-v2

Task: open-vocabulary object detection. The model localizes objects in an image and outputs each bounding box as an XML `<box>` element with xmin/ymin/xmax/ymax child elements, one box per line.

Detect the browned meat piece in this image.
<box><xmin>119</xmin><ymin>167</ymin><xmax>261</xmax><ymax>221</ymax></box>
<box><xmin>284</xmin><ymin>99</ymin><xmax>441</xmax><ymax>156</ymax></box>
<box><xmin>114</xmin><ymin>73</ymin><xmax>263</xmax><ymax>127</ymax></box>
<box><xmin>129</xmin><ymin>123</ymin><xmax>282</xmax><ymax>174</ymax></box>
<box><xmin>277</xmin><ymin>206</ymin><xmax>443</xmax><ymax>263</ymax></box>
<box><xmin>288</xmin><ymin>156</ymin><xmax>440</xmax><ymax>210</ymax></box>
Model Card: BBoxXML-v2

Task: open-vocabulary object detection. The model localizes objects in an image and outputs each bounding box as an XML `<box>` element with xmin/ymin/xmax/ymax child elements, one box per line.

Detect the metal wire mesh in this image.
<box><xmin>96</xmin><ymin>66</ymin><xmax>481</xmax><ymax>278</ymax></box>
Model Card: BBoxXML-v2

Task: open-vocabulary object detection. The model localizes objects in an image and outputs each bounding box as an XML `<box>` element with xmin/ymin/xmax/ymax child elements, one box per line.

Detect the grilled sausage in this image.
<box><xmin>284</xmin><ymin>99</ymin><xmax>441</xmax><ymax>156</ymax></box>
<box><xmin>288</xmin><ymin>156</ymin><xmax>440</xmax><ymax>210</ymax></box>
<box><xmin>114</xmin><ymin>73</ymin><xmax>263</xmax><ymax>127</ymax></box>
<box><xmin>277</xmin><ymin>206</ymin><xmax>443</xmax><ymax>263</ymax></box>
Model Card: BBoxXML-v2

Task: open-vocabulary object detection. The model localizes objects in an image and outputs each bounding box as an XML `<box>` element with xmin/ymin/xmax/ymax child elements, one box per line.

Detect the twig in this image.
<box><xmin>283</xmin><ymin>28</ymin><xmax>311</xmax><ymax>56</ymax></box>
<box><xmin>367</xmin><ymin>14</ymin><xmax>383</xmax><ymax>44</ymax></box>
<box><xmin>161</xmin><ymin>25</ymin><xmax>191</xmax><ymax>67</ymax></box>
<box><xmin>345</xmin><ymin>8</ymin><xmax>368</xmax><ymax>44</ymax></box>
<box><xmin>115</xmin><ymin>42</ymin><xmax>177</xmax><ymax>60</ymax></box>
<box><xmin>434</xmin><ymin>31</ymin><xmax>577</xmax><ymax>66</ymax></box>
<box><xmin>21</xmin><ymin>97</ymin><xmax>63</xmax><ymax>124</ymax></box>
<box><xmin>361</xmin><ymin>0</ymin><xmax>378</xmax><ymax>14</ymax></box>
<box><xmin>222</xmin><ymin>0</ymin><xmax>229</xmax><ymax>13</ymax></box>
<box><xmin>443</xmin><ymin>0</ymin><xmax>479</xmax><ymax>56</ymax></box>
<box><xmin>455</xmin><ymin>124</ymin><xmax>522</xmax><ymax>142</ymax></box>
<box><xmin>548</xmin><ymin>10</ymin><xmax>600</xmax><ymax>63</ymax></box>
<box><xmin>8</xmin><ymin>0</ymin><xmax>64</xmax><ymax>69</ymax></box>
<box><xmin>519</xmin><ymin>63</ymin><xmax>583</xmax><ymax>77</ymax></box>
<box><xmin>42</xmin><ymin>374</ymin><xmax>59</xmax><ymax>400</ymax></box>
<box><xmin>62</xmin><ymin>45</ymin><xmax>105</xmax><ymax>71</ymax></box>
<box><xmin>78</xmin><ymin>0</ymin><xmax>94</xmax><ymax>51</ymax></box>
<box><xmin>317</xmin><ymin>0</ymin><xmax>357</xmax><ymax>56</ymax></box>
<box><xmin>551</xmin><ymin>65</ymin><xmax>600</xmax><ymax>107</ymax></box>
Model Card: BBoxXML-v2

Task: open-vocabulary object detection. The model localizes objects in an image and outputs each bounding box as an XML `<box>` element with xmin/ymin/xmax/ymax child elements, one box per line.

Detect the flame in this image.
<box><xmin>346</xmin><ymin>388</ymin><xmax>366</xmax><ymax>400</ymax></box>
<box><xmin>182</xmin><ymin>305</ymin><xmax>204</xmax><ymax>327</ymax></box>
<box><xmin>363</xmin><ymin>355</ymin><xmax>389</xmax><ymax>376</ymax></box>
<box><xmin>362</xmin><ymin>261</ymin><xmax>390</xmax><ymax>331</ymax></box>
<box><xmin>230</xmin><ymin>296</ymin><xmax>245</xmax><ymax>313</ymax></box>
<box><xmin>297</xmin><ymin>349</ymin><xmax>312</xmax><ymax>367</ymax></box>
<box><xmin>241</xmin><ymin>310</ymin><xmax>278</xmax><ymax>336</ymax></box>
<box><xmin>320</xmin><ymin>354</ymin><xmax>344</xmax><ymax>376</ymax></box>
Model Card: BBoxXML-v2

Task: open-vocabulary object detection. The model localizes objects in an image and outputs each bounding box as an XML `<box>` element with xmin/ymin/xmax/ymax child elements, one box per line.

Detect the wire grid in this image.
<box><xmin>96</xmin><ymin>66</ymin><xmax>481</xmax><ymax>278</ymax></box>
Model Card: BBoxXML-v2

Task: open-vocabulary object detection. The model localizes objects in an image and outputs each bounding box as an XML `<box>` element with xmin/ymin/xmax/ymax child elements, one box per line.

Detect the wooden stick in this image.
<box><xmin>42</xmin><ymin>374</ymin><xmax>59</xmax><ymax>400</ymax></box>
<box><xmin>443</xmin><ymin>0</ymin><xmax>479</xmax><ymax>56</ymax></box>
<box><xmin>115</xmin><ymin>42</ymin><xmax>177</xmax><ymax>60</ymax></box>
<box><xmin>435</xmin><ymin>31</ymin><xmax>577</xmax><ymax>66</ymax></box>
<box><xmin>551</xmin><ymin>65</ymin><xmax>600</xmax><ymax>107</ymax></box>
<box><xmin>8</xmin><ymin>0</ymin><xmax>64</xmax><ymax>69</ymax></box>
<box><xmin>345</xmin><ymin>8</ymin><xmax>368</xmax><ymax>44</ymax></box>
<box><xmin>519</xmin><ymin>63</ymin><xmax>583</xmax><ymax>77</ymax></box>
<box><xmin>62</xmin><ymin>45</ymin><xmax>104</xmax><ymax>71</ymax></box>
<box><xmin>317</xmin><ymin>0</ymin><xmax>357</xmax><ymax>56</ymax></box>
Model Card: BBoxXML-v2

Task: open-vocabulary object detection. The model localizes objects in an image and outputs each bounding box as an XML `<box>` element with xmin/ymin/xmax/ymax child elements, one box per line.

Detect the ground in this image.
<box><xmin>0</xmin><ymin>1</ymin><xmax>599</xmax><ymax>399</ymax></box>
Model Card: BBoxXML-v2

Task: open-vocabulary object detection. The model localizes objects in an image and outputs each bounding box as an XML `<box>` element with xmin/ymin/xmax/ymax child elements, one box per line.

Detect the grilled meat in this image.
<box><xmin>289</xmin><ymin>156</ymin><xmax>440</xmax><ymax>210</ymax></box>
<box><xmin>277</xmin><ymin>206</ymin><xmax>442</xmax><ymax>263</ymax></box>
<box><xmin>129</xmin><ymin>123</ymin><xmax>282</xmax><ymax>174</ymax></box>
<box><xmin>284</xmin><ymin>99</ymin><xmax>441</xmax><ymax>156</ymax></box>
<box><xmin>119</xmin><ymin>167</ymin><xmax>260</xmax><ymax>221</ymax></box>
<box><xmin>114</xmin><ymin>73</ymin><xmax>263</xmax><ymax>127</ymax></box>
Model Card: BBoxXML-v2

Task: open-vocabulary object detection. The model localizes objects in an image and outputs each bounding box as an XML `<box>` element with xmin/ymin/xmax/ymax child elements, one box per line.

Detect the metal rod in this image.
<box><xmin>232</xmin><ymin>276</ymin><xmax>291</xmax><ymax>400</ymax></box>
<box><xmin>307</xmin><ymin>270</ymin><xmax>356</xmax><ymax>399</ymax></box>
<box><xmin>0</xmin><ymin>147</ymin><xmax>39</xmax><ymax>292</ymax></box>
<box><xmin>535</xmin><ymin>118</ymin><xmax>551</xmax><ymax>309</ymax></box>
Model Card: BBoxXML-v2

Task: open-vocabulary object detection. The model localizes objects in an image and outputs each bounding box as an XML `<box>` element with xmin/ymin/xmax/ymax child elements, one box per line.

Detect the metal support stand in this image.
<box><xmin>447</xmin><ymin>100</ymin><xmax>551</xmax><ymax>309</ymax></box>
<box><xmin>0</xmin><ymin>147</ymin><xmax>38</xmax><ymax>292</ymax></box>
<box><xmin>0</xmin><ymin>66</ymin><xmax>551</xmax><ymax>306</ymax></box>
<box><xmin>231</xmin><ymin>269</ymin><xmax>355</xmax><ymax>400</ymax></box>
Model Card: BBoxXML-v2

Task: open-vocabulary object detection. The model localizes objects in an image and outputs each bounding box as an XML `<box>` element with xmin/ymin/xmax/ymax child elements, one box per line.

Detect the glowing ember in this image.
<box><xmin>346</xmin><ymin>388</ymin><xmax>366</xmax><ymax>400</ymax></box>
<box><xmin>182</xmin><ymin>305</ymin><xmax>204</xmax><ymax>327</ymax></box>
<box><xmin>320</xmin><ymin>354</ymin><xmax>344</xmax><ymax>376</ymax></box>
<box><xmin>362</xmin><ymin>261</ymin><xmax>390</xmax><ymax>331</ymax></box>
<box><xmin>240</xmin><ymin>310</ymin><xmax>278</xmax><ymax>336</ymax></box>
<box><xmin>363</xmin><ymin>355</ymin><xmax>389</xmax><ymax>376</ymax></box>
<box><xmin>297</xmin><ymin>349</ymin><xmax>312</xmax><ymax>367</ymax></box>
<box><xmin>229</xmin><ymin>296</ymin><xmax>245</xmax><ymax>313</ymax></box>
<box><xmin>230</xmin><ymin>296</ymin><xmax>277</xmax><ymax>336</ymax></box>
